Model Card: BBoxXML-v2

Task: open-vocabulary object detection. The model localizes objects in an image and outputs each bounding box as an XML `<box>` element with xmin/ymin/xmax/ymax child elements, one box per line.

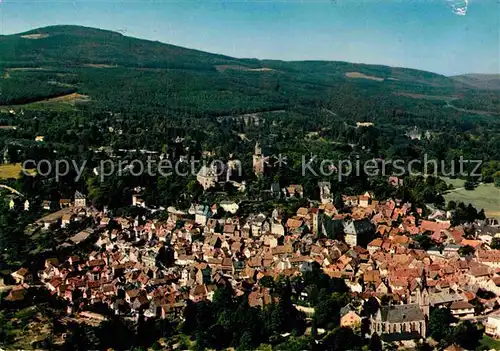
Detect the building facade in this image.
<box><xmin>370</xmin><ymin>287</ymin><xmax>429</xmax><ymax>340</ymax></box>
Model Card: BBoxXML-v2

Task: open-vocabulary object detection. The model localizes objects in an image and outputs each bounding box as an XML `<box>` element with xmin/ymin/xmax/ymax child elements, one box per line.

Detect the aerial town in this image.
<box><xmin>3</xmin><ymin>164</ymin><xmax>500</xmax><ymax>349</ymax></box>
<box><xmin>0</xmin><ymin>2</ymin><xmax>499</xmax><ymax>349</ymax></box>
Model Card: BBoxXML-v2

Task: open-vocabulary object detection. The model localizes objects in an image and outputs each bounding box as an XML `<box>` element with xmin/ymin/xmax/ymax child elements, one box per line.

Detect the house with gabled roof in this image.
<box><xmin>322</xmin><ymin>203</ymin><xmax>337</xmax><ymax>218</ymax></box>
<box><xmin>189</xmin><ymin>284</ymin><xmax>208</xmax><ymax>302</ymax></box>
<box><xmin>59</xmin><ymin>199</ymin><xmax>72</xmax><ymax>208</ymax></box>
<box><xmin>220</xmin><ymin>201</ymin><xmax>239</xmax><ymax>214</ymax></box>
<box><xmin>286</xmin><ymin>217</ymin><xmax>303</xmax><ymax>234</ymax></box>
<box><xmin>375</xmin><ymin>281</ymin><xmax>389</xmax><ymax>294</ymax></box>
<box><xmin>11</xmin><ymin>267</ymin><xmax>32</xmax><ymax>285</ymax></box>
<box><xmin>195</xmin><ymin>205</ymin><xmax>211</xmax><ymax>226</ymax></box>
<box><xmin>248</xmin><ymin>287</ymin><xmax>275</xmax><ymax>307</ymax></box>
<box><xmin>132</xmin><ymin>293</ymin><xmax>150</xmax><ymax>311</ymax></box>
<box><xmin>359</xmin><ymin>195</ymin><xmax>371</xmax><ymax>208</ymax></box>
<box><xmin>450</xmin><ymin>301</ymin><xmax>475</xmax><ymax>318</ymax></box>
<box><xmin>367</xmin><ymin>238</ymin><xmax>383</xmax><ymax>255</ymax></box>
<box><xmin>341</xmin><ymin>310</ymin><xmax>361</xmax><ymax>328</ymax></box>
<box><xmin>283</xmin><ymin>184</ymin><xmax>303</xmax><ymax>198</ymax></box>
<box><xmin>74</xmin><ymin>191</ymin><xmax>86</xmax><ymax>207</ymax></box>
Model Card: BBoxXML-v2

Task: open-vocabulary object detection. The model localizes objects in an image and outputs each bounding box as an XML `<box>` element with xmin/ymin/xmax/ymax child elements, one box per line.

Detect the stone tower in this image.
<box><xmin>252</xmin><ymin>142</ymin><xmax>265</xmax><ymax>176</ymax></box>
<box><xmin>254</xmin><ymin>142</ymin><xmax>262</xmax><ymax>156</ymax></box>
<box><xmin>311</xmin><ymin>209</ymin><xmax>319</xmax><ymax>235</ymax></box>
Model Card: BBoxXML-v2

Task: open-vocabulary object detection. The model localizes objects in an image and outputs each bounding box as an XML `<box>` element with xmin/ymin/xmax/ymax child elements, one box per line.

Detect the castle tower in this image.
<box><xmin>252</xmin><ymin>142</ymin><xmax>266</xmax><ymax>176</ymax></box>
<box><xmin>254</xmin><ymin>142</ymin><xmax>262</xmax><ymax>156</ymax></box>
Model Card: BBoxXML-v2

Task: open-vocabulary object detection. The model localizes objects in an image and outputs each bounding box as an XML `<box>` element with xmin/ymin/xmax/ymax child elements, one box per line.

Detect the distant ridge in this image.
<box><xmin>0</xmin><ymin>25</ymin><xmax>453</xmax><ymax>82</ymax></box>
<box><xmin>1</xmin><ymin>25</ymin><xmax>497</xmax><ymax>115</ymax></box>
<box><xmin>2</xmin><ymin>25</ymin><xmax>496</xmax><ymax>80</ymax></box>
<box><xmin>451</xmin><ymin>74</ymin><xmax>500</xmax><ymax>91</ymax></box>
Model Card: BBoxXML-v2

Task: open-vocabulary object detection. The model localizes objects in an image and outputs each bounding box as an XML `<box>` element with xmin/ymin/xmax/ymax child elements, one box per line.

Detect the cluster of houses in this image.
<box><xmin>5</xmin><ymin>184</ymin><xmax>500</xmax><ymax>343</ymax></box>
<box><xmin>8</xmin><ymin>190</ymin><xmax>87</xmax><ymax>214</ymax></box>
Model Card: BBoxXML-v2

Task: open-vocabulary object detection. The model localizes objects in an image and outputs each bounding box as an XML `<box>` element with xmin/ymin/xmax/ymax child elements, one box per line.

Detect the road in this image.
<box><xmin>0</xmin><ymin>184</ymin><xmax>24</xmax><ymax>197</ymax></box>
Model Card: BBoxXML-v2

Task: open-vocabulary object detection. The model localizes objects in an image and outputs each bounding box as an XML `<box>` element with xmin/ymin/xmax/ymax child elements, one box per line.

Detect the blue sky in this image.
<box><xmin>0</xmin><ymin>0</ymin><xmax>498</xmax><ymax>75</ymax></box>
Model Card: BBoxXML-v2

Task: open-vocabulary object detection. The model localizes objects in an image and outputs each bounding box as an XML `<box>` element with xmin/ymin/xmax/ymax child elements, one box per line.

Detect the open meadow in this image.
<box><xmin>442</xmin><ymin>177</ymin><xmax>500</xmax><ymax>219</ymax></box>
<box><xmin>0</xmin><ymin>163</ymin><xmax>23</xmax><ymax>180</ymax></box>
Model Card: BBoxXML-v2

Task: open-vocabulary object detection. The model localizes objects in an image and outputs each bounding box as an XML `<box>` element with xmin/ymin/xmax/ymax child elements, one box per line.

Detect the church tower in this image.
<box><xmin>416</xmin><ymin>270</ymin><xmax>430</xmax><ymax>318</ymax></box>
<box><xmin>418</xmin><ymin>286</ymin><xmax>430</xmax><ymax>318</ymax></box>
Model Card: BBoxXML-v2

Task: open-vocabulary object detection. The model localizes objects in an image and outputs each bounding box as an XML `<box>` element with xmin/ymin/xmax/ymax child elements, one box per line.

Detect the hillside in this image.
<box><xmin>0</xmin><ymin>25</ymin><xmax>498</xmax><ymax>116</ymax></box>
<box><xmin>0</xmin><ymin>25</ymin><xmax>248</xmax><ymax>70</ymax></box>
<box><xmin>451</xmin><ymin>73</ymin><xmax>500</xmax><ymax>90</ymax></box>
<box><xmin>0</xmin><ymin>25</ymin><xmax>449</xmax><ymax>77</ymax></box>
<box><xmin>1</xmin><ymin>25</ymin><xmax>455</xmax><ymax>81</ymax></box>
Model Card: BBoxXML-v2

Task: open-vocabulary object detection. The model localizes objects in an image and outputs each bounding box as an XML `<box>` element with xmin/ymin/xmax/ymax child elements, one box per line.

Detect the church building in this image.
<box><xmin>370</xmin><ymin>286</ymin><xmax>429</xmax><ymax>340</ymax></box>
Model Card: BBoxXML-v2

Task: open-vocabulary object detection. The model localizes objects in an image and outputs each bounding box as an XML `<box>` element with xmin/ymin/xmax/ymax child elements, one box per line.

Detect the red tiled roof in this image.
<box><xmin>420</xmin><ymin>220</ymin><xmax>450</xmax><ymax>232</ymax></box>
<box><xmin>368</xmin><ymin>238</ymin><xmax>383</xmax><ymax>247</ymax></box>
<box><xmin>286</xmin><ymin>218</ymin><xmax>303</xmax><ymax>229</ymax></box>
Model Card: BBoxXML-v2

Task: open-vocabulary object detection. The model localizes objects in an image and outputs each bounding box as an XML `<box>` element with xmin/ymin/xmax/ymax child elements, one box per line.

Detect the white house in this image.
<box><xmin>197</xmin><ymin>165</ymin><xmax>217</xmax><ymax>190</ymax></box>
<box><xmin>132</xmin><ymin>194</ymin><xmax>146</xmax><ymax>207</ymax></box>
<box><xmin>485</xmin><ymin>315</ymin><xmax>500</xmax><ymax>338</ymax></box>
<box><xmin>262</xmin><ymin>234</ymin><xmax>278</xmax><ymax>248</ymax></box>
<box><xmin>346</xmin><ymin>280</ymin><xmax>363</xmax><ymax>293</ymax></box>
<box><xmin>220</xmin><ymin>201</ymin><xmax>239</xmax><ymax>214</ymax></box>
<box><xmin>195</xmin><ymin>205</ymin><xmax>210</xmax><ymax>226</ymax></box>
<box><xmin>450</xmin><ymin>301</ymin><xmax>475</xmax><ymax>318</ymax></box>
<box><xmin>271</xmin><ymin>222</ymin><xmax>285</xmax><ymax>236</ymax></box>
<box><xmin>61</xmin><ymin>214</ymin><xmax>74</xmax><ymax>228</ymax></box>
<box><xmin>74</xmin><ymin>191</ymin><xmax>87</xmax><ymax>207</ymax></box>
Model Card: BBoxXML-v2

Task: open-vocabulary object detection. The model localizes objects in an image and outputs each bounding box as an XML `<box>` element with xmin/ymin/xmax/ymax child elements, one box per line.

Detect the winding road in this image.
<box><xmin>0</xmin><ymin>184</ymin><xmax>24</xmax><ymax>197</ymax></box>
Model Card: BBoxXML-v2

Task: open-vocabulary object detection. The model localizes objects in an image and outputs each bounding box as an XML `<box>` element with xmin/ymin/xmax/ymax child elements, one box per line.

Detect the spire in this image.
<box><xmin>421</xmin><ymin>267</ymin><xmax>428</xmax><ymax>290</ymax></box>
<box><xmin>419</xmin><ymin>269</ymin><xmax>430</xmax><ymax>318</ymax></box>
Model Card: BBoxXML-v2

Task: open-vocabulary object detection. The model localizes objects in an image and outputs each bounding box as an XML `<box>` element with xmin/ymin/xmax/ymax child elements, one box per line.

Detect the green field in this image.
<box><xmin>479</xmin><ymin>335</ymin><xmax>500</xmax><ymax>350</ymax></box>
<box><xmin>440</xmin><ymin>176</ymin><xmax>466</xmax><ymax>189</ymax></box>
<box><xmin>4</xmin><ymin>93</ymin><xmax>89</xmax><ymax>113</ymax></box>
<box><xmin>442</xmin><ymin>178</ymin><xmax>500</xmax><ymax>219</ymax></box>
<box><xmin>0</xmin><ymin>163</ymin><xmax>23</xmax><ymax>179</ymax></box>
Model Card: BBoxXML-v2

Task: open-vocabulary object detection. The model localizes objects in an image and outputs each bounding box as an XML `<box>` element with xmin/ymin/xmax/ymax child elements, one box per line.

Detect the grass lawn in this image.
<box><xmin>7</xmin><ymin>101</ymin><xmax>78</xmax><ymax>112</ymax></box>
<box><xmin>4</xmin><ymin>93</ymin><xmax>90</xmax><ymax>112</ymax></box>
<box><xmin>0</xmin><ymin>163</ymin><xmax>23</xmax><ymax>179</ymax></box>
<box><xmin>443</xmin><ymin>181</ymin><xmax>500</xmax><ymax>219</ymax></box>
<box><xmin>440</xmin><ymin>176</ymin><xmax>466</xmax><ymax>189</ymax></box>
<box><xmin>479</xmin><ymin>335</ymin><xmax>500</xmax><ymax>350</ymax></box>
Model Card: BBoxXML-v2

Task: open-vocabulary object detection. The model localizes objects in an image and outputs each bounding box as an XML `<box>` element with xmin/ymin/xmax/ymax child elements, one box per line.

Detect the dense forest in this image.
<box><xmin>0</xmin><ymin>26</ymin><xmax>498</xmax><ymax>229</ymax></box>
<box><xmin>0</xmin><ymin>26</ymin><xmax>498</xmax><ymax>114</ymax></box>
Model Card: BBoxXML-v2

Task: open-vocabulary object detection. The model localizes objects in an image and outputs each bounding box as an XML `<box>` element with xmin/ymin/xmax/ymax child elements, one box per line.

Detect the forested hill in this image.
<box><xmin>1</xmin><ymin>25</ymin><xmax>451</xmax><ymax>81</ymax></box>
<box><xmin>0</xmin><ymin>25</ymin><xmax>248</xmax><ymax>70</ymax></box>
<box><xmin>450</xmin><ymin>74</ymin><xmax>500</xmax><ymax>91</ymax></box>
<box><xmin>0</xmin><ymin>25</ymin><xmax>498</xmax><ymax>115</ymax></box>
